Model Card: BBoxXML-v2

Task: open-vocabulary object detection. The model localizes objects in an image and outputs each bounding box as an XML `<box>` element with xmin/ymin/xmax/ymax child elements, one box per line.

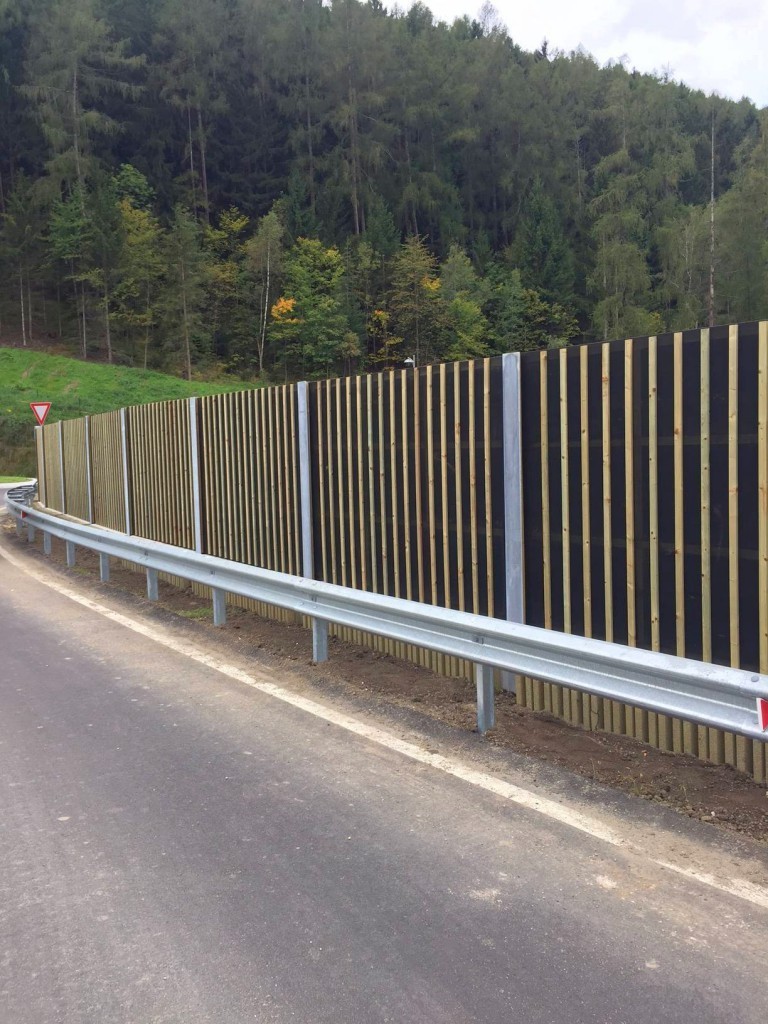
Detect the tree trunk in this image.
<box><xmin>143</xmin><ymin>287</ymin><xmax>151</xmax><ymax>370</ymax></box>
<box><xmin>104</xmin><ymin>283</ymin><xmax>113</xmax><ymax>363</ymax></box>
<box><xmin>258</xmin><ymin>242</ymin><xmax>270</xmax><ymax>375</ymax></box>
<box><xmin>19</xmin><ymin>269</ymin><xmax>27</xmax><ymax>346</ymax></box>
<box><xmin>73</xmin><ymin>65</ymin><xmax>83</xmax><ymax>191</ymax></box>
<box><xmin>80</xmin><ymin>280</ymin><xmax>88</xmax><ymax>359</ymax></box>
<box><xmin>303</xmin><ymin>71</ymin><xmax>315</xmax><ymax>209</ymax></box>
<box><xmin>197</xmin><ymin>106</ymin><xmax>210</xmax><ymax>226</ymax></box>
<box><xmin>180</xmin><ymin>256</ymin><xmax>192</xmax><ymax>381</ymax></box>
<box><xmin>187</xmin><ymin>100</ymin><xmax>198</xmax><ymax>220</ymax></box>
<box><xmin>26</xmin><ymin>269</ymin><xmax>33</xmax><ymax>342</ymax></box>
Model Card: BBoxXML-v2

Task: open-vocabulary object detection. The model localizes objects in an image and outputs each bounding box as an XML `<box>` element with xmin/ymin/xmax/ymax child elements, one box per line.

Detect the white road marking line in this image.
<box><xmin>2</xmin><ymin>538</ymin><xmax>768</xmax><ymax>912</ymax></box>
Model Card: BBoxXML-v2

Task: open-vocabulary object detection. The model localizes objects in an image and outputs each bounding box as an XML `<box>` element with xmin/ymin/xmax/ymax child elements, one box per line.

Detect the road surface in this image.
<box><xmin>1</xmin><ymin>518</ymin><xmax>767</xmax><ymax>1023</ymax></box>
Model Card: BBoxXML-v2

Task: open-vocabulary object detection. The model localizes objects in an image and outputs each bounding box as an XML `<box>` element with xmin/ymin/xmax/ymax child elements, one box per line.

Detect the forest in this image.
<box><xmin>0</xmin><ymin>0</ymin><xmax>766</xmax><ymax>382</ymax></box>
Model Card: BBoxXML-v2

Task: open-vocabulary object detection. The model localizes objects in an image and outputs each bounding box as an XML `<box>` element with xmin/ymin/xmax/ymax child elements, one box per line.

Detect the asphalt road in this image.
<box><xmin>1</xmin><ymin>527</ymin><xmax>767</xmax><ymax>1023</ymax></box>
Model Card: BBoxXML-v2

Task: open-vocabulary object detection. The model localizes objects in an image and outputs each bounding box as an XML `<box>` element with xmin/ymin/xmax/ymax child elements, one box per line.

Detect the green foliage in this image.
<box><xmin>1</xmin><ymin>0</ymin><xmax>766</xmax><ymax>378</ymax></box>
<box><xmin>269</xmin><ymin>237</ymin><xmax>354</xmax><ymax>379</ymax></box>
<box><xmin>0</xmin><ymin>346</ymin><xmax>249</xmax><ymax>474</ymax></box>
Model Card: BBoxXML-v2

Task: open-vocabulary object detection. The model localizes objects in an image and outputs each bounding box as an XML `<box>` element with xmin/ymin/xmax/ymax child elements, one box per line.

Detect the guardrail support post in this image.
<box><xmin>502</xmin><ymin>352</ymin><xmax>525</xmax><ymax>695</ymax></box>
<box><xmin>15</xmin><ymin>519</ymin><xmax>23</xmax><ymax>537</ymax></box>
<box><xmin>312</xmin><ymin>619</ymin><xmax>328</xmax><ymax>663</ymax></box>
<box><xmin>99</xmin><ymin>553</ymin><xmax>110</xmax><ymax>582</ymax></box>
<box><xmin>475</xmin><ymin>663</ymin><xmax>495</xmax><ymax>733</ymax></box>
<box><xmin>146</xmin><ymin>568</ymin><xmax>159</xmax><ymax>601</ymax></box>
<box><xmin>43</xmin><ymin>532</ymin><xmax>52</xmax><ymax>556</ymax></box>
<box><xmin>212</xmin><ymin>587</ymin><xmax>226</xmax><ymax>626</ymax></box>
<box><xmin>26</xmin><ymin>524</ymin><xmax>35</xmax><ymax>543</ymax></box>
<box><xmin>297</xmin><ymin>382</ymin><xmax>314</xmax><ymax>578</ymax></box>
<box><xmin>65</xmin><ymin>541</ymin><xmax>76</xmax><ymax>567</ymax></box>
<box><xmin>189</xmin><ymin>398</ymin><xmax>203</xmax><ymax>554</ymax></box>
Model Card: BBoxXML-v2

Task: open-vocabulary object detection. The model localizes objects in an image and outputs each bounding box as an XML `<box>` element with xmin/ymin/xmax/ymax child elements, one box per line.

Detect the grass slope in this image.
<box><xmin>0</xmin><ymin>348</ymin><xmax>251</xmax><ymax>475</ymax></box>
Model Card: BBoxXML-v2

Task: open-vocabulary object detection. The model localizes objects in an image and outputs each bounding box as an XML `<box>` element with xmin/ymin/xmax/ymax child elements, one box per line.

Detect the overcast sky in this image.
<box><xmin>404</xmin><ymin>0</ymin><xmax>767</xmax><ymax>108</ymax></box>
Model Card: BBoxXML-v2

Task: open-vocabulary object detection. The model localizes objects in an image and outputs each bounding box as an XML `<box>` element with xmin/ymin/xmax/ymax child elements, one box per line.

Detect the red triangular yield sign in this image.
<box><xmin>30</xmin><ymin>402</ymin><xmax>51</xmax><ymax>426</ymax></box>
<box><xmin>758</xmin><ymin>698</ymin><xmax>768</xmax><ymax>732</ymax></box>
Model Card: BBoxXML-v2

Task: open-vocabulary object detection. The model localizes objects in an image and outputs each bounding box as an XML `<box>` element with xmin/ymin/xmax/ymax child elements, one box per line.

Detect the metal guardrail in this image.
<box><xmin>6</xmin><ymin>494</ymin><xmax>768</xmax><ymax>740</ymax></box>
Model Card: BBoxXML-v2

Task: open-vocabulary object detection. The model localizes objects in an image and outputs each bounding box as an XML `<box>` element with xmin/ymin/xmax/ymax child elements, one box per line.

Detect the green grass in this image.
<box><xmin>0</xmin><ymin>475</ymin><xmax>29</xmax><ymax>483</ymax></box>
<box><xmin>0</xmin><ymin>347</ymin><xmax>254</xmax><ymax>475</ymax></box>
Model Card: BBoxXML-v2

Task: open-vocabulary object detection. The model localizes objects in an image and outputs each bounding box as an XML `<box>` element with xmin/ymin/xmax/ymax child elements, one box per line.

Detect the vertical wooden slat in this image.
<box><xmin>366</xmin><ymin>375</ymin><xmax>377</xmax><ymax>593</ymax></box>
<box><xmin>316</xmin><ymin>384</ymin><xmax>328</xmax><ymax>581</ymax></box>
<box><xmin>468</xmin><ymin>362</ymin><xmax>480</xmax><ymax>612</ymax></box>
<box><xmin>377</xmin><ymin>373</ymin><xmax>388</xmax><ymax>594</ymax></box>
<box><xmin>580</xmin><ymin>346</ymin><xmax>592</xmax><ymax>638</ymax></box>
<box><xmin>673</xmin><ymin>332</ymin><xmax>685</xmax><ymax>659</ymax></box>
<box><xmin>389</xmin><ymin>370</ymin><xmax>400</xmax><ymax>598</ymax></box>
<box><xmin>728</xmin><ymin>324</ymin><xmax>740</xmax><ymax>668</ymax></box>
<box><xmin>264</xmin><ymin>389</ymin><xmax>277</xmax><ymax>569</ymax></box>
<box><xmin>700</xmin><ymin>328</ymin><xmax>712</xmax><ymax>662</ymax></box>
<box><xmin>559</xmin><ymin>349</ymin><xmax>571</xmax><ymax>634</ymax></box>
<box><xmin>649</xmin><ymin>337</ymin><xmax>660</xmax><ymax>651</ymax></box>
<box><xmin>356</xmin><ymin>376</ymin><xmax>368</xmax><ymax>590</ymax></box>
<box><xmin>336</xmin><ymin>378</ymin><xmax>347</xmax><ymax>587</ymax></box>
<box><xmin>401</xmin><ymin>370</ymin><xmax>412</xmax><ymax>601</ymax></box>
<box><xmin>245</xmin><ymin>391</ymin><xmax>256</xmax><ymax>564</ymax></box>
<box><xmin>483</xmin><ymin>359</ymin><xmax>494</xmax><ymax>618</ymax></box>
<box><xmin>601</xmin><ymin>344</ymin><xmax>613</xmax><ymax>644</ymax></box>
<box><xmin>454</xmin><ymin>363</ymin><xmax>465</xmax><ymax>612</ymax></box>
<box><xmin>413</xmin><ymin>369</ymin><xmax>425</xmax><ymax>604</ymax></box>
<box><xmin>540</xmin><ymin>351</ymin><xmax>552</xmax><ymax>629</ymax></box>
<box><xmin>343</xmin><ymin>378</ymin><xmax>356</xmax><ymax>587</ymax></box>
<box><xmin>440</xmin><ymin>364</ymin><xmax>450</xmax><ymax>608</ymax></box>
<box><xmin>625</xmin><ymin>339</ymin><xmax>636</xmax><ymax>648</ymax></box>
<box><xmin>326</xmin><ymin>381</ymin><xmax>337</xmax><ymax>583</ymax></box>
<box><xmin>427</xmin><ymin>365</ymin><xmax>438</xmax><ymax>606</ymax></box>
<box><xmin>254</xmin><ymin>392</ymin><xmax>267</xmax><ymax>567</ymax></box>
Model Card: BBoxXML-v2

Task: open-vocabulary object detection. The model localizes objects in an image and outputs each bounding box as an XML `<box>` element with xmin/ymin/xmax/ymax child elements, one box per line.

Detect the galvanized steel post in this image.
<box><xmin>501</xmin><ymin>352</ymin><xmax>525</xmax><ymax>694</ymax></box>
<box><xmin>475</xmin><ymin>663</ymin><xmax>495</xmax><ymax>732</ymax></box>
<box><xmin>146</xmin><ymin>567</ymin><xmax>159</xmax><ymax>601</ymax></box>
<box><xmin>43</xmin><ymin>531</ymin><xmax>52</xmax><ymax>556</ymax></box>
<box><xmin>99</xmin><ymin>552</ymin><xmax>110</xmax><ymax>582</ymax></box>
<box><xmin>188</xmin><ymin>397</ymin><xmax>203</xmax><ymax>554</ymax></box>
<box><xmin>312</xmin><ymin>619</ymin><xmax>329</xmax><ymax>663</ymax></box>
<box><xmin>120</xmin><ymin>407</ymin><xmax>132</xmax><ymax>536</ymax></box>
<box><xmin>65</xmin><ymin>540</ymin><xmax>76</xmax><ymax>567</ymax></box>
<box><xmin>212</xmin><ymin>587</ymin><xmax>226</xmax><ymax>626</ymax></box>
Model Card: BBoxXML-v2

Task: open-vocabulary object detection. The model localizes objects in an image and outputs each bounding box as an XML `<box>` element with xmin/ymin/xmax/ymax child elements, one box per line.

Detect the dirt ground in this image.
<box><xmin>4</xmin><ymin>519</ymin><xmax>767</xmax><ymax>844</ymax></box>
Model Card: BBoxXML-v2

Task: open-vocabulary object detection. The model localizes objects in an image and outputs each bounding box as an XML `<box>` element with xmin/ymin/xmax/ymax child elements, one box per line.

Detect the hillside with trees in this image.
<box><xmin>0</xmin><ymin>0</ymin><xmax>766</xmax><ymax>381</ymax></box>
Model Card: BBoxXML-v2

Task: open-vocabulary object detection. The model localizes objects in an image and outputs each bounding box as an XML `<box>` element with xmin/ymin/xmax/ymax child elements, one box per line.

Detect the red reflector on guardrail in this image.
<box><xmin>758</xmin><ymin>698</ymin><xmax>768</xmax><ymax>732</ymax></box>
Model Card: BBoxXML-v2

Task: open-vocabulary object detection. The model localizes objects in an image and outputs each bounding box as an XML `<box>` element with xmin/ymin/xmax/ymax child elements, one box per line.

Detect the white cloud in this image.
<box><xmin>409</xmin><ymin>0</ymin><xmax>768</xmax><ymax>106</ymax></box>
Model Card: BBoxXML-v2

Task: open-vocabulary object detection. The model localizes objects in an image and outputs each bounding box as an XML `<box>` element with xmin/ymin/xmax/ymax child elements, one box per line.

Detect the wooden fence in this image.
<box><xmin>36</xmin><ymin>321</ymin><xmax>768</xmax><ymax>781</ymax></box>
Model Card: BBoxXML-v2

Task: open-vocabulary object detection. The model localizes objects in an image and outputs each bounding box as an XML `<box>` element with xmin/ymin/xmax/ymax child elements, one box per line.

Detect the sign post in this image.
<box><xmin>30</xmin><ymin>402</ymin><xmax>51</xmax><ymax>426</ymax></box>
